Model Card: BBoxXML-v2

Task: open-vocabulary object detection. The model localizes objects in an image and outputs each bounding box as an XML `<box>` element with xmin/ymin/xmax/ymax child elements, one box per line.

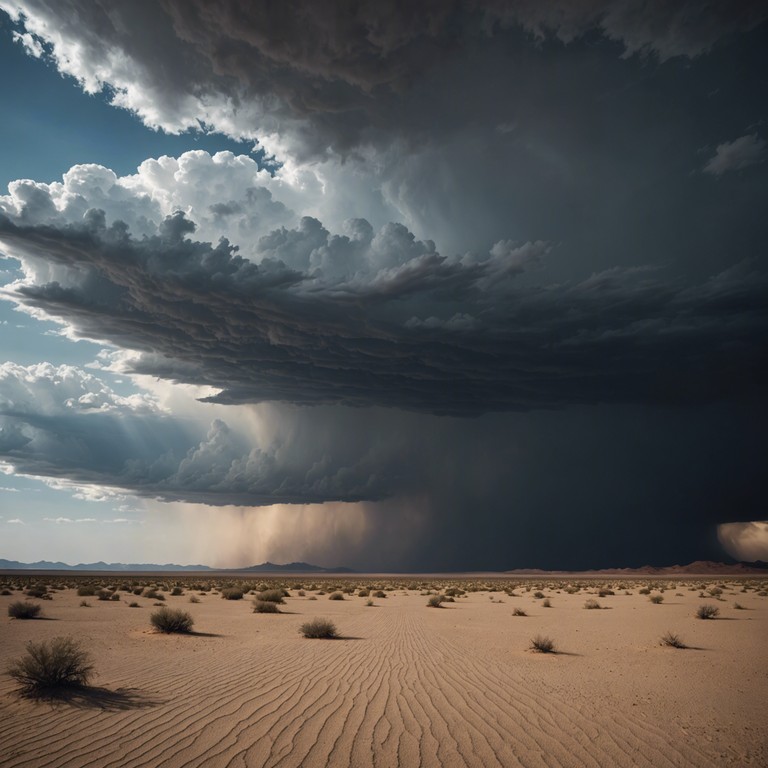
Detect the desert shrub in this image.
<box><xmin>8</xmin><ymin>637</ymin><xmax>93</xmax><ymax>692</ymax></box>
<box><xmin>128</xmin><ymin>602</ymin><xmax>140</xmax><ymax>608</ymax></box>
<box><xmin>171</xmin><ymin>586</ymin><xmax>183</xmax><ymax>596</ymax></box>
<box><xmin>25</xmin><ymin>587</ymin><xmax>47</xmax><ymax>599</ymax></box>
<box><xmin>8</xmin><ymin>601</ymin><xmax>41</xmax><ymax>619</ymax></box>
<box><xmin>79</xmin><ymin>600</ymin><xmax>90</xmax><ymax>607</ymax></box>
<box><xmin>328</xmin><ymin>591</ymin><xmax>345</xmax><ymax>601</ymax></box>
<box><xmin>512</xmin><ymin>607</ymin><xmax>527</xmax><ymax>616</ymax></box>
<box><xmin>96</xmin><ymin>589</ymin><xmax>112</xmax><ymax>601</ymax></box>
<box><xmin>542</xmin><ymin>598</ymin><xmax>552</xmax><ymax>608</ymax></box>
<box><xmin>444</xmin><ymin>587</ymin><xmax>465</xmax><ymax>597</ymax></box>
<box><xmin>530</xmin><ymin>635</ymin><xmax>556</xmax><ymax>653</ymax></box>
<box><xmin>373</xmin><ymin>590</ymin><xmax>386</xmax><ymax>598</ymax></box>
<box><xmin>143</xmin><ymin>588</ymin><xmax>162</xmax><ymax>600</ymax></box>
<box><xmin>77</xmin><ymin>586</ymin><xmax>96</xmax><ymax>597</ymax></box>
<box><xmin>297</xmin><ymin>590</ymin><xmax>306</xmax><ymax>596</ymax></box>
<box><xmin>733</xmin><ymin>602</ymin><xmax>745</xmax><ymax>610</ymax></box>
<box><xmin>649</xmin><ymin>594</ymin><xmax>664</xmax><ymax>604</ymax></box>
<box><xmin>258</xmin><ymin>590</ymin><xmax>285</xmax><ymax>604</ymax></box>
<box><xmin>365</xmin><ymin>598</ymin><xmax>374</xmax><ymax>606</ymax></box>
<box><xmin>189</xmin><ymin>595</ymin><xmax>201</xmax><ymax>604</ymax></box>
<box><xmin>533</xmin><ymin>591</ymin><xmax>545</xmax><ymax>599</ymax></box>
<box><xmin>660</xmin><ymin>631</ymin><xmax>686</xmax><ymax>648</ymax></box>
<box><xmin>427</xmin><ymin>595</ymin><xmax>444</xmax><ymax>608</ymax></box>
<box><xmin>1</xmin><ymin>589</ymin><xmax>11</xmax><ymax>596</ymax></box>
<box><xmin>598</xmin><ymin>589</ymin><xmax>615</xmax><ymax>597</ymax></box>
<box><xmin>308</xmin><ymin>595</ymin><xmax>317</xmax><ymax>601</ymax></box>
<box><xmin>584</xmin><ymin>599</ymin><xmax>601</xmax><ymax>610</ymax></box>
<box><xmin>300</xmin><ymin>618</ymin><xmax>338</xmax><ymax>638</ymax></box>
<box><xmin>253</xmin><ymin>599</ymin><xmax>280</xmax><ymax>613</ymax></box>
<box><xmin>150</xmin><ymin>607</ymin><xmax>194</xmax><ymax>633</ymax></box>
<box><xmin>221</xmin><ymin>588</ymin><xmax>244</xmax><ymax>600</ymax></box>
<box><xmin>358</xmin><ymin>589</ymin><xmax>370</xmax><ymax>597</ymax></box>
<box><xmin>696</xmin><ymin>604</ymin><xmax>719</xmax><ymax>619</ymax></box>
<box><xmin>638</xmin><ymin>587</ymin><xmax>651</xmax><ymax>595</ymax></box>
<box><xmin>708</xmin><ymin>587</ymin><xmax>723</xmax><ymax>598</ymax></box>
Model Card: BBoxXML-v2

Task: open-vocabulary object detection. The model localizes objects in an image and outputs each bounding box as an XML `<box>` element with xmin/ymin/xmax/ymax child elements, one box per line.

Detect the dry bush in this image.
<box><xmin>300</xmin><ymin>618</ymin><xmax>338</xmax><ymax>638</ymax></box>
<box><xmin>8</xmin><ymin>601</ymin><xmax>41</xmax><ymax>619</ymax></box>
<box><xmin>542</xmin><ymin>598</ymin><xmax>552</xmax><ymax>607</ymax></box>
<box><xmin>649</xmin><ymin>594</ymin><xmax>664</xmax><ymax>604</ymax></box>
<box><xmin>8</xmin><ymin>637</ymin><xmax>93</xmax><ymax>693</ymax></box>
<box><xmin>328</xmin><ymin>591</ymin><xmax>345</xmax><ymax>601</ymax></box>
<box><xmin>372</xmin><ymin>590</ymin><xmax>387</xmax><ymax>598</ymax></box>
<box><xmin>530</xmin><ymin>635</ymin><xmax>556</xmax><ymax>653</ymax></box>
<box><xmin>258</xmin><ymin>589</ymin><xmax>285</xmax><ymax>604</ymax></box>
<box><xmin>188</xmin><ymin>595</ymin><xmax>201</xmax><ymax>604</ymax></box>
<box><xmin>171</xmin><ymin>587</ymin><xmax>183</xmax><ymax>596</ymax></box>
<box><xmin>584</xmin><ymin>599</ymin><xmax>602</xmax><ymax>610</ymax></box>
<box><xmin>253</xmin><ymin>599</ymin><xmax>280</xmax><ymax>613</ymax></box>
<box><xmin>221</xmin><ymin>588</ymin><xmax>244</xmax><ymax>600</ymax></box>
<box><xmin>357</xmin><ymin>589</ymin><xmax>370</xmax><ymax>597</ymax></box>
<box><xmin>128</xmin><ymin>602</ymin><xmax>140</xmax><ymax>608</ymax></box>
<box><xmin>696</xmin><ymin>604</ymin><xmax>719</xmax><ymax>620</ymax></box>
<box><xmin>427</xmin><ymin>595</ymin><xmax>444</xmax><ymax>608</ymax></box>
<box><xmin>77</xmin><ymin>586</ymin><xmax>96</xmax><ymax>597</ymax></box>
<box><xmin>79</xmin><ymin>600</ymin><xmax>90</xmax><ymax>608</ymax></box>
<box><xmin>150</xmin><ymin>607</ymin><xmax>194</xmax><ymax>633</ymax></box>
<box><xmin>512</xmin><ymin>607</ymin><xmax>527</xmax><ymax>616</ymax></box>
<box><xmin>365</xmin><ymin>598</ymin><xmax>374</xmax><ymax>606</ymax></box>
<box><xmin>660</xmin><ymin>631</ymin><xmax>686</xmax><ymax>648</ymax></box>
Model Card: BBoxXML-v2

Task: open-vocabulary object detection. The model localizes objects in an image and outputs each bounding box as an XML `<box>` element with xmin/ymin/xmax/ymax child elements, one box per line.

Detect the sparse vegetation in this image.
<box><xmin>541</xmin><ymin>598</ymin><xmax>552</xmax><ymax>608</ymax></box>
<box><xmin>427</xmin><ymin>595</ymin><xmax>444</xmax><ymax>608</ymax></box>
<box><xmin>171</xmin><ymin>586</ymin><xmax>183</xmax><ymax>596</ymax></box>
<box><xmin>150</xmin><ymin>607</ymin><xmax>194</xmax><ymax>633</ymax></box>
<box><xmin>8</xmin><ymin>601</ymin><xmax>41</xmax><ymax>619</ymax></box>
<box><xmin>696</xmin><ymin>604</ymin><xmax>719</xmax><ymax>620</ymax></box>
<box><xmin>300</xmin><ymin>618</ymin><xmax>338</xmax><ymax>638</ymax></box>
<box><xmin>128</xmin><ymin>602</ymin><xmax>140</xmax><ymax>608</ymax></box>
<box><xmin>584</xmin><ymin>599</ymin><xmax>601</xmax><ymax>610</ymax></box>
<box><xmin>512</xmin><ymin>607</ymin><xmax>527</xmax><ymax>616</ymax></box>
<box><xmin>221</xmin><ymin>588</ymin><xmax>244</xmax><ymax>600</ymax></box>
<box><xmin>649</xmin><ymin>594</ymin><xmax>664</xmax><ymax>604</ymax></box>
<box><xmin>328</xmin><ymin>591</ymin><xmax>344</xmax><ymax>600</ymax></box>
<box><xmin>258</xmin><ymin>589</ymin><xmax>285</xmax><ymax>604</ymax></box>
<box><xmin>660</xmin><ymin>631</ymin><xmax>686</xmax><ymax>649</ymax></box>
<box><xmin>79</xmin><ymin>600</ymin><xmax>90</xmax><ymax>608</ymax></box>
<box><xmin>8</xmin><ymin>636</ymin><xmax>93</xmax><ymax>693</ymax></box>
<box><xmin>530</xmin><ymin>635</ymin><xmax>556</xmax><ymax>653</ymax></box>
<box><xmin>188</xmin><ymin>595</ymin><xmax>201</xmax><ymax>604</ymax></box>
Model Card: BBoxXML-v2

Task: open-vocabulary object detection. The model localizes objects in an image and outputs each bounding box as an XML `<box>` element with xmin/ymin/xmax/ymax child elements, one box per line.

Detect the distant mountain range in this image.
<box><xmin>504</xmin><ymin>560</ymin><xmax>768</xmax><ymax>576</ymax></box>
<box><xmin>0</xmin><ymin>559</ymin><xmax>355</xmax><ymax>573</ymax></box>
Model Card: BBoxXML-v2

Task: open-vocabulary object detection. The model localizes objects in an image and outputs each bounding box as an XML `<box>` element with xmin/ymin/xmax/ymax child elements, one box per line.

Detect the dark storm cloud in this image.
<box><xmin>1</xmin><ymin>211</ymin><xmax>766</xmax><ymax>415</ymax></box>
<box><xmin>4</xmin><ymin>0</ymin><xmax>766</xmax><ymax>156</ymax></box>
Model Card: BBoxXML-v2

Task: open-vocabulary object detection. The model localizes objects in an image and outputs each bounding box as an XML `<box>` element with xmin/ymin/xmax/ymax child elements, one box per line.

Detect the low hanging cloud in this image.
<box><xmin>0</xmin><ymin>362</ymin><xmax>410</xmax><ymax>506</ymax></box>
<box><xmin>0</xmin><ymin>168</ymin><xmax>765</xmax><ymax>415</ymax></box>
<box><xmin>717</xmin><ymin>521</ymin><xmax>768</xmax><ymax>562</ymax></box>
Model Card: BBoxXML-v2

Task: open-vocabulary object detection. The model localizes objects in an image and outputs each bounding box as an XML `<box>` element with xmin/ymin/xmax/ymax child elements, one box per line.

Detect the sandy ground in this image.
<box><xmin>1</xmin><ymin>579</ymin><xmax>766</xmax><ymax>767</ymax></box>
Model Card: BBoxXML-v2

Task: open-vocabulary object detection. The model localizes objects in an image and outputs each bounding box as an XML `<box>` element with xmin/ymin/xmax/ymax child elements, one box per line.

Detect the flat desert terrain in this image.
<box><xmin>1</xmin><ymin>576</ymin><xmax>766</xmax><ymax>767</ymax></box>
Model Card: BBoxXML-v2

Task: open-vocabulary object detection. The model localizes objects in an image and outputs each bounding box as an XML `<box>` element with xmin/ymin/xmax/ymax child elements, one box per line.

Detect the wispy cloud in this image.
<box><xmin>703</xmin><ymin>133</ymin><xmax>766</xmax><ymax>175</ymax></box>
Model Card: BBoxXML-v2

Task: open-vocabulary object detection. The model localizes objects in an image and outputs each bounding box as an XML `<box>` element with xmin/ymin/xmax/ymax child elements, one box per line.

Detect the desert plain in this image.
<box><xmin>1</xmin><ymin>574</ymin><xmax>766</xmax><ymax>768</ymax></box>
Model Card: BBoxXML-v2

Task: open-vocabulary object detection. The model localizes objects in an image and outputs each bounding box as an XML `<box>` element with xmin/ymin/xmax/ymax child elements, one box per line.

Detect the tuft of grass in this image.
<box><xmin>253</xmin><ymin>599</ymin><xmax>280</xmax><ymax>613</ymax></box>
<box><xmin>696</xmin><ymin>604</ymin><xmax>719</xmax><ymax>620</ymax></box>
<box><xmin>660</xmin><ymin>631</ymin><xmax>687</xmax><ymax>649</ymax></box>
<box><xmin>512</xmin><ymin>607</ymin><xmax>527</xmax><ymax>616</ymax></box>
<box><xmin>8</xmin><ymin>601</ymin><xmax>41</xmax><ymax>619</ymax></box>
<box><xmin>299</xmin><ymin>618</ymin><xmax>338</xmax><ymax>638</ymax></box>
<box><xmin>649</xmin><ymin>594</ymin><xmax>664</xmax><ymax>604</ymax></box>
<box><xmin>8</xmin><ymin>636</ymin><xmax>93</xmax><ymax>693</ymax></box>
<box><xmin>150</xmin><ymin>607</ymin><xmax>194</xmax><ymax>633</ymax></box>
<box><xmin>530</xmin><ymin>635</ymin><xmax>556</xmax><ymax>653</ymax></box>
<box><xmin>427</xmin><ymin>595</ymin><xmax>444</xmax><ymax>608</ymax></box>
<box><xmin>584</xmin><ymin>599</ymin><xmax>602</xmax><ymax>610</ymax></box>
<box><xmin>328</xmin><ymin>591</ymin><xmax>345</xmax><ymax>601</ymax></box>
